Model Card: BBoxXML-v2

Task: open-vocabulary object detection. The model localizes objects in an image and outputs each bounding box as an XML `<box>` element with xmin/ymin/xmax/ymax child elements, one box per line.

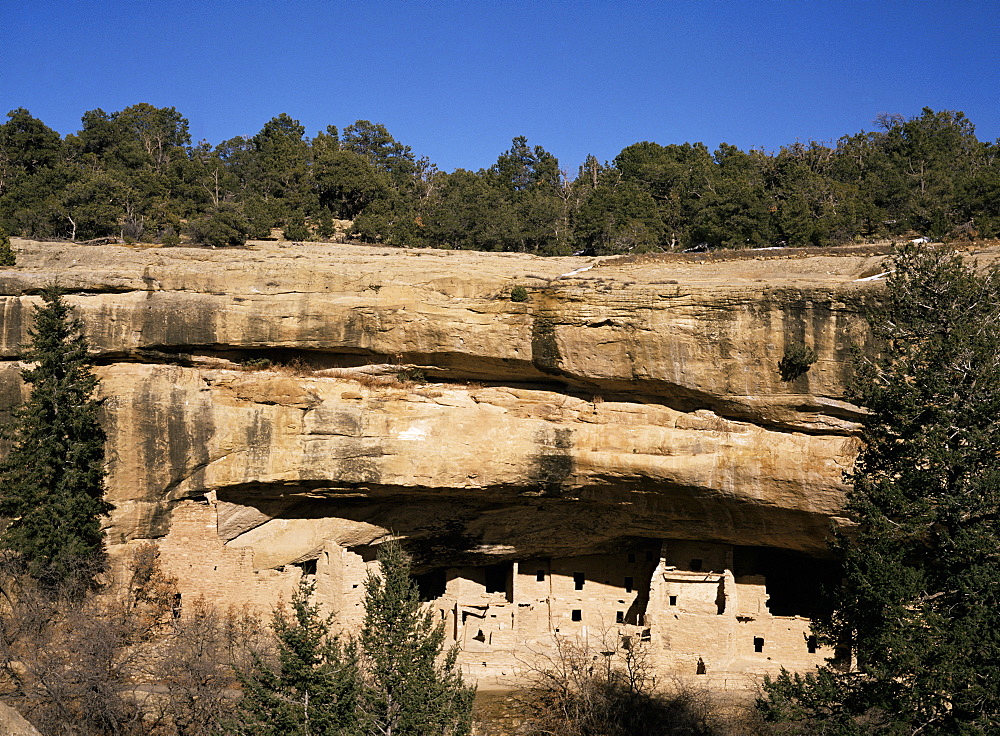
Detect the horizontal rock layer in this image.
<box><xmin>0</xmin><ymin>240</ymin><xmax>889</xmax><ymax>561</ymax></box>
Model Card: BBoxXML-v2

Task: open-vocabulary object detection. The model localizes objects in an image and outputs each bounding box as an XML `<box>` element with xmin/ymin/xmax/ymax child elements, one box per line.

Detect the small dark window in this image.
<box><xmin>571</xmin><ymin>609</ymin><xmax>582</xmax><ymax>622</ymax></box>
<box><xmin>696</xmin><ymin>658</ymin><xmax>707</xmax><ymax>675</ymax></box>
<box><xmin>295</xmin><ymin>559</ymin><xmax>317</xmax><ymax>575</ymax></box>
<box><xmin>616</xmin><ymin>611</ymin><xmax>624</xmax><ymax>623</ymax></box>
<box><xmin>669</xmin><ymin>595</ymin><xmax>677</xmax><ymax>606</ymax></box>
<box><xmin>536</xmin><ymin>569</ymin><xmax>546</xmax><ymax>582</ymax></box>
<box><xmin>754</xmin><ymin>637</ymin><xmax>765</xmax><ymax>653</ymax></box>
<box><xmin>624</xmin><ymin>576</ymin><xmax>634</xmax><ymax>593</ymax></box>
<box><xmin>690</xmin><ymin>559</ymin><xmax>703</xmax><ymax>572</ymax></box>
<box><xmin>807</xmin><ymin>636</ymin><xmax>818</xmax><ymax>654</ymax></box>
<box><xmin>627</xmin><ymin>553</ymin><xmax>636</xmax><ymax>563</ymax></box>
<box><xmin>645</xmin><ymin>550</ymin><xmax>656</xmax><ymax>562</ymax></box>
<box><xmin>574</xmin><ymin>572</ymin><xmax>585</xmax><ymax>590</ymax></box>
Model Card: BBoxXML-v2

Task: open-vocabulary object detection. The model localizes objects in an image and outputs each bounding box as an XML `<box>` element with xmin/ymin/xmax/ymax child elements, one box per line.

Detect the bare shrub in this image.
<box><xmin>158</xmin><ymin>600</ymin><xmax>269</xmax><ymax>736</ymax></box>
<box><xmin>272</xmin><ymin>357</ymin><xmax>315</xmax><ymax>377</ymax></box>
<box><xmin>516</xmin><ymin>633</ymin><xmax>719</xmax><ymax>736</ymax></box>
<box><xmin>0</xmin><ymin>557</ymin><xmax>158</xmax><ymax>735</ymax></box>
<box><xmin>0</xmin><ymin>546</ymin><xmax>270</xmax><ymax>736</ymax></box>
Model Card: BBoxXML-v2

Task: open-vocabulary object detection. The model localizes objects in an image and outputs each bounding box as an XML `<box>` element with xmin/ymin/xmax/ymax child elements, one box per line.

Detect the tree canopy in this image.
<box><xmin>0</xmin><ymin>286</ymin><xmax>110</xmax><ymax>590</ymax></box>
<box><xmin>759</xmin><ymin>244</ymin><xmax>1000</xmax><ymax>734</ymax></box>
<box><xmin>0</xmin><ymin>225</ymin><xmax>14</xmax><ymax>266</ymax></box>
<box><xmin>1</xmin><ymin>105</ymin><xmax>999</xmax><ymax>251</ymax></box>
<box><xmin>232</xmin><ymin>581</ymin><xmax>359</xmax><ymax>736</ymax></box>
<box><xmin>357</xmin><ymin>540</ymin><xmax>474</xmax><ymax>736</ymax></box>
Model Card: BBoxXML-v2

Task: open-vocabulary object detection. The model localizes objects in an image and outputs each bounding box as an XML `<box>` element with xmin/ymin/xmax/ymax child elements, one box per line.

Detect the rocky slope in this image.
<box><xmin>0</xmin><ymin>239</ymin><xmax>887</xmax><ymax>567</ymax></box>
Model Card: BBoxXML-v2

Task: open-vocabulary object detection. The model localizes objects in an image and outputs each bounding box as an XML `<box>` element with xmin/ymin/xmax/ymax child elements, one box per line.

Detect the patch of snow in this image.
<box><xmin>855</xmin><ymin>271</ymin><xmax>892</xmax><ymax>282</ymax></box>
<box><xmin>558</xmin><ymin>263</ymin><xmax>596</xmax><ymax>278</ymax></box>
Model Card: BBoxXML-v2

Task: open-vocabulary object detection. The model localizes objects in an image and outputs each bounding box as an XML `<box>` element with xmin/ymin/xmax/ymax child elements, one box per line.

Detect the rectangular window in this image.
<box><xmin>807</xmin><ymin>636</ymin><xmax>818</xmax><ymax>654</ymax></box>
<box><xmin>669</xmin><ymin>595</ymin><xmax>677</xmax><ymax>606</ymax></box>
<box><xmin>754</xmin><ymin>637</ymin><xmax>765</xmax><ymax>653</ymax></box>
<box><xmin>616</xmin><ymin>611</ymin><xmax>624</xmax><ymax>623</ymax></box>
<box><xmin>624</xmin><ymin>576</ymin><xmax>634</xmax><ymax>593</ymax></box>
<box><xmin>485</xmin><ymin>564</ymin><xmax>508</xmax><ymax>593</ymax></box>
<box><xmin>536</xmin><ymin>569</ymin><xmax>545</xmax><ymax>582</ymax></box>
<box><xmin>571</xmin><ymin>609</ymin><xmax>582</xmax><ymax>622</ymax></box>
<box><xmin>574</xmin><ymin>572</ymin><xmax>585</xmax><ymax>590</ymax></box>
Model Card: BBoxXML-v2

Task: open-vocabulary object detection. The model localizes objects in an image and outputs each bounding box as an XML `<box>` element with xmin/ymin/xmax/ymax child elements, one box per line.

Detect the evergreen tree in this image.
<box><xmin>232</xmin><ymin>542</ymin><xmax>473</xmax><ymax>736</ymax></box>
<box><xmin>0</xmin><ymin>285</ymin><xmax>110</xmax><ymax>589</ymax></box>
<box><xmin>357</xmin><ymin>540</ymin><xmax>474</xmax><ymax>736</ymax></box>
<box><xmin>759</xmin><ymin>244</ymin><xmax>1000</xmax><ymax>734</ymax></box>
<box><xmin>0</xmin><ymin>225</ymin><xmax>14</xmax><ymax>266</ymax></box>
<box><xmin>232</xmin><ymin>580</ymin><xmax>359</xmax><ymax>736</ymax></box>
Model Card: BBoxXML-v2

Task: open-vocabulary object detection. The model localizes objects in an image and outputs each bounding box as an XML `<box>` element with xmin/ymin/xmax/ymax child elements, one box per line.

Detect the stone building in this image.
<box><xmin>149</xmin><ymin>498</ymin><xmax>832</xmax><ymax>687</ymax></box>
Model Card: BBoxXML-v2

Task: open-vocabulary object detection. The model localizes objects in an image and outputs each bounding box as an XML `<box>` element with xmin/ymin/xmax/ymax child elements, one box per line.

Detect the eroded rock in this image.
<box><xmin>1</xmin><ymin>239</ymin><xmax>906</xmax><ymax>685</ymax></box>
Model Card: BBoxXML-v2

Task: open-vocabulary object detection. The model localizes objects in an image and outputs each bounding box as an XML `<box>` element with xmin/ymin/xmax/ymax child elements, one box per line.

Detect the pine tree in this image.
<box><xmin>0</xmin><ymin>225</ymin><xmax>14</xmax><ymax>267</ymax></box>
<box><xmin>232</xmin><ymin>542</ymin><xmax>474</xmax><ymax>735</ymax></box>
<box><xmin>759</xmin><ymin>244</ymin><xmax>1000</xmax><ymax>734</ymax></box>
<box><xmin>0</xmin><ymin>285</ymin><xmax>110</xmax><ymax>590</ymax></box>
<box><xmin>357</xmin><ymin>540</ymin><xmax>475</xmax><ymax>736</ymax></box>
<box><xmin>232</xmin><ymin>580</ymin><xmax>359</xmax><ymax>736</ymax></box>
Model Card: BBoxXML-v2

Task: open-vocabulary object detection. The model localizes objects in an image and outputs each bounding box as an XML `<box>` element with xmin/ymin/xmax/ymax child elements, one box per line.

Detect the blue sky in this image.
<box><xmin>2</xmin><ymin>0</ymin><xmax>998</xmax><ymax>174</ymax></box>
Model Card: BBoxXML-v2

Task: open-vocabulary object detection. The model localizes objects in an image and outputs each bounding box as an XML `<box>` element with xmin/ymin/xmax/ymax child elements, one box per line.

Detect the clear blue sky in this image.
<box><xmin>2</xmin><ymin>0</ymin><xmax>998</xmax><ymax>174</ymax></box>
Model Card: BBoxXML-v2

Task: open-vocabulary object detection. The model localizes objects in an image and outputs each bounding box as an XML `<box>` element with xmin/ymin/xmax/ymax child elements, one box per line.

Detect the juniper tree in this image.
<box><xmin>759</xmin><ymin>244</ymin><xmax>1000</xmax><ymax>734</ymax></box>
<box><xmin>0</xmin><ymin>285</ymin><xmax>110</xmax><ymax>590</ymax></box>
<box><xmin>357</xmin><ymin>540</ymin><xmax>475</xmax><ymax>736</ymax></box>
<box><xmin>232</xmin><ymin>580</ymin><xmax>359</xmax><ymax>736</ymax></box>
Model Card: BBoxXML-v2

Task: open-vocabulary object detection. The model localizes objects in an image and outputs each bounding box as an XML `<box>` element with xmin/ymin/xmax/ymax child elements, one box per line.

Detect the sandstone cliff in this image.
<box><xmin>0</xmin><ymin>239</ymin><xmax>883</xmax><ymax>563</ymax></box>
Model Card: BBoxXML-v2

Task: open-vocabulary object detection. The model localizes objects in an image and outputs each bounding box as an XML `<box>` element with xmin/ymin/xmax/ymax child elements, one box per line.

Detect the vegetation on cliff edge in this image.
<box><xmin>1</xmin><ymin>105</ymin><xmax>998</xmax><ymax>252</ymax></box>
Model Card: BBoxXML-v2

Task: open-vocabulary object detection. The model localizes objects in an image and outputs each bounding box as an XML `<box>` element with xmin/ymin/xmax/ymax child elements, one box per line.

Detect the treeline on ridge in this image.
<box><xmin>1</xmin><ymin>104</ymin><xmax>998</xmax><ymax>253</ymax></box>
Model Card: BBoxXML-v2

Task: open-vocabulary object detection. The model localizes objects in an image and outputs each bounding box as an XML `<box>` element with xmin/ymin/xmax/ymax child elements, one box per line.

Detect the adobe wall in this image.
<box><xmin>148</xmin><ymin>499</ymin><xmax>829</xmax><ymax>687</ymax></box>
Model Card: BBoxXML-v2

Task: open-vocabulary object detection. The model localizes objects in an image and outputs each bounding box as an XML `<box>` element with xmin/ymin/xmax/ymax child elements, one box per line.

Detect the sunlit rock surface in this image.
<box><xmin>1</xmin><ymin>238</ymin><xmax>904</xmax><ymax>684</ymax></box>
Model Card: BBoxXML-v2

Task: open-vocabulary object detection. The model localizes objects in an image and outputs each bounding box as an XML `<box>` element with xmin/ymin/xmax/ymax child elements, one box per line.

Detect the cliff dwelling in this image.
<box><xmin>155</xmin><ymin>497</ymin><xmax>837</xmax><ymax>686</ymax></box>
<box><xmin>2</xmin><ymin>240</ymin><xmax>877</xmax><ymax>690</ymax></box>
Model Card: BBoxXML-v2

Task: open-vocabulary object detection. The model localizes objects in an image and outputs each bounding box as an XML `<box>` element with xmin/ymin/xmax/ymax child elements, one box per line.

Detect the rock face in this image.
<box><xmin>0</xmin><ymin>239</ymin><xmax>890</xmax><ymax>684</ymax></box>
<box><xmin>0</xmin><ymin>702</ymin><xmax>42</xmax><ymax>736</ymax></box>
